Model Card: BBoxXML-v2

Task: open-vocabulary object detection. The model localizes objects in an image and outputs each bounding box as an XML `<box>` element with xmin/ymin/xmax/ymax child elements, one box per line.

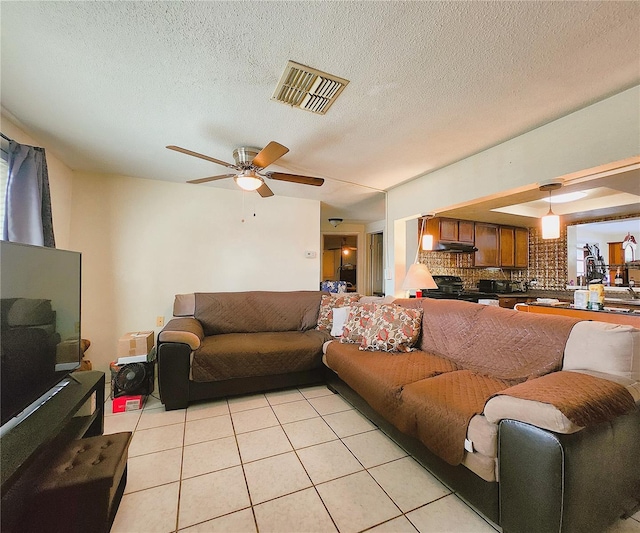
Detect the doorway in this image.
<box><xmin>369</xmin><ymin>232</ymin><xmax>384</xmax><ymax>296</ymax></box>
<box><xmin>322</xmin><ymin>234</ymin><xmax>358</xmax><ymax>292</ymax></box>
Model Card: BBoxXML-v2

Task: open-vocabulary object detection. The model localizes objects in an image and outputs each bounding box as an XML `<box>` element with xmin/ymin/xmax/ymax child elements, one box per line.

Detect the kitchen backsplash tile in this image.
<box><xmin>418</xmin><ymin>227</ymin><xmax>566</xmax><ymax>290</ymax></box>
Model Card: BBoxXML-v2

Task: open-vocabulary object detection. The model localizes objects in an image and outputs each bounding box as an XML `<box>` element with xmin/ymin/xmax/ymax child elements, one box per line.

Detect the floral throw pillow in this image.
<box><xmin>340</xmin><ymin>303</ymin><xmax>378</xmax><ymax>344</ymax></box>
<box><xmin>360</xmin><ymin>305</ymin><xmax>423</xmax><ymax>352</ymax></box>
<box><xmin>316</xmin><ymin>293</ymin><xmax>361</xmax><ymax>331</ymax></box>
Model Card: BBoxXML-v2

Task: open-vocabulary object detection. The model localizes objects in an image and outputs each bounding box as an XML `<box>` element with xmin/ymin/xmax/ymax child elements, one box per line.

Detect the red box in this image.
<box><xmin>112</xmin><ymin>395</ymin><xmax>144</xmax><ymax>413</ymax></box>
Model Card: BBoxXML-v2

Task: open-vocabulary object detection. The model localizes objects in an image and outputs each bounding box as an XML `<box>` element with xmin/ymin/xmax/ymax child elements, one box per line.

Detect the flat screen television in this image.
<box><xmin>1</xmin><ymin>241</ymin><xmax>82</xmax><ymax>428</ymax></box>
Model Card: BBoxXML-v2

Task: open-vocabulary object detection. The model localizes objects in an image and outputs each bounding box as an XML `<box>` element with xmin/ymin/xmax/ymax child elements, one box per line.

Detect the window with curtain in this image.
<box><xmin>2</xmin><ymin>139</ymin><xmax>55</xmax><ymax>247</ymax></box>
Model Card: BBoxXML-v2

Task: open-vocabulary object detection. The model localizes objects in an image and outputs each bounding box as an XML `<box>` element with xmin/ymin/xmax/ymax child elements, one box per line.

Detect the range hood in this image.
<box><xmin>431</xmin><ymin>241</ymin><xmax>478</xmax><ymax>253</ymax></box>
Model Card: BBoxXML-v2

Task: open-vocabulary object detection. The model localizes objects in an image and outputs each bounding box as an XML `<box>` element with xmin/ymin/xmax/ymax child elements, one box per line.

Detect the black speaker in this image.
<box><xmin>110</xmin><ymin>362</ymin><xmax>155</xmax><ymax>398</ymax></box>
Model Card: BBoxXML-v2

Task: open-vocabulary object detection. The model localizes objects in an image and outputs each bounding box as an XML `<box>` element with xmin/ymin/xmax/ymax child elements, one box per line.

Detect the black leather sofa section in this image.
<box><xmin>326</xmin><ymin>369</ymin><xmax>640</xmax><ymax>533</ymax></box>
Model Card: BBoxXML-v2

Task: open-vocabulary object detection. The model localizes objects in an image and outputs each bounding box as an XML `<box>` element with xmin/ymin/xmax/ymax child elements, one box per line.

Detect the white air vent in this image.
<box><xmin>272</xmin><ymin>61</ymin><xmax>349</xmax><ymax>115</ymax></box>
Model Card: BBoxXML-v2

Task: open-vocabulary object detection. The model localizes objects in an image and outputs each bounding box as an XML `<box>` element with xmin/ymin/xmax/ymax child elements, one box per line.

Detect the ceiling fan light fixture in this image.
<box><xmin>234</xmin><ymin>170</ymin><xmax>263</xmax><ymax>191</ymax></box>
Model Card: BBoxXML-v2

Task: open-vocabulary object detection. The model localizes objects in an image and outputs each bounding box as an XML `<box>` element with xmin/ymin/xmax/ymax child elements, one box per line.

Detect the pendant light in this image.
<box><xmin>402</xmin><ymin>216</ymin><xmax>438</xmax><ymax>297</ymax></box>
<box><xmin>539</xmin><ymin>181</ymin><xmax>562</xmax><ymax>239</ymax></box>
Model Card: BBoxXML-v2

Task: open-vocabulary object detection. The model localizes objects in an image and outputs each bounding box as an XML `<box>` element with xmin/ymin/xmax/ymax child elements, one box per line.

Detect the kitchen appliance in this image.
<box><xmin>478</xmin><ymin>279</ymin><xmax>524</xmax><ymax>294</ymax></box>
<box><xmin>423</xmin><ymin>276</ymin><xmax>498</xmax><ymax>303</ymax></box>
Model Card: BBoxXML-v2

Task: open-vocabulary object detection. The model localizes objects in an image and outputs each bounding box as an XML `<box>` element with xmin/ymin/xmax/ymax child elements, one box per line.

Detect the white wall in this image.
<box><xmin>386</xmin><ymin>86</ymin><xmax>640</xmax><ymax>295</ymax></box>
<box><xmin>69</xmin><ymin>172</ymin><xmax>321</xmax><ymax>374</ymax></box>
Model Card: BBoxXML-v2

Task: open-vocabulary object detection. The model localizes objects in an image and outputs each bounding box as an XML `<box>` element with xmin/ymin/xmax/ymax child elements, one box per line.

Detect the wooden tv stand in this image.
<box><xmin>1</xmin><ymin>371</ymin><xmax>105</xmax><ymax>532</ymax></box>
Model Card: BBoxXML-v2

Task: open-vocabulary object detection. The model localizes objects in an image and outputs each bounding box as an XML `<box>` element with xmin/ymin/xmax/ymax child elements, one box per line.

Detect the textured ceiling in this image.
<box><xmin>1</xmin><ymin>1</ymin><xmax>639</xmax><ymax>222</ymax></box>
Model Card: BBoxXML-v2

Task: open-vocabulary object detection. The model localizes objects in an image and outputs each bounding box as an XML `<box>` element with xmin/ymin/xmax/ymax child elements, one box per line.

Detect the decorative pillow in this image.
<box><xmin>360</xmin><ymin>304</ymin><xmax>423</xmax><ymax>352</ymax></box>
<box><xmin>316</xmin><ymin>293</ymin><xmax>361</xmax><ymax>331</ymax></box>
<box><xmin>330</xmin><ymin>306</ymin><xmax>351</xmax><ymax>337</ymax></box>
<box><xmin>340</xmin><ymin>303</ymin><xmax>378</xmax><ymax>344</ymax></box>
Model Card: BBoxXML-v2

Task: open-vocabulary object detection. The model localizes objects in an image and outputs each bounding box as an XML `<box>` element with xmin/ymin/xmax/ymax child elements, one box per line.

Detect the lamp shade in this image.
<box><xmin>401</xmin><ymin>263</ymin><xmax>438</xmax><ymax>290</ymax></box>
<box><xmin>541</xmin><ymin>211</ymin><xmax>560</xmax><ymax>239</ymax></box>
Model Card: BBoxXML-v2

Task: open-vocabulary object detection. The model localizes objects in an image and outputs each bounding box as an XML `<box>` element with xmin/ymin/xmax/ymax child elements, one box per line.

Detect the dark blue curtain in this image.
<box><xmin>3</xmin><ymin>140</ymin><xmax>55</xmax><ymax>247</ymax></box>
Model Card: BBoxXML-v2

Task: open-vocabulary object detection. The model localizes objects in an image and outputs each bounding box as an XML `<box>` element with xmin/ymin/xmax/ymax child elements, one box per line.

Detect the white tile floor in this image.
<box><xmin>105</xmin><ymin>384</ymin><xmax>640</xmax><ymax>533</ymax></box>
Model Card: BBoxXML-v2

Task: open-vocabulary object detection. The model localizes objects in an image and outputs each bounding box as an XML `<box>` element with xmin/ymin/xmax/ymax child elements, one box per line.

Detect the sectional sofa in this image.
<box><xmin>157</xmin><ymin>291</ymin><xmax>640</xmax><ymax>533</ymax></box>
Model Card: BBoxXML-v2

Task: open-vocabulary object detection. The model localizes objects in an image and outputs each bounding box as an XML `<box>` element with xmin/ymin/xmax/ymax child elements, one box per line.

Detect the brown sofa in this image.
<box><xmin>157</xmin><ymin>291</ymin><xmax>639</xmax><ymax>532</ymax></box>
<box><xmin>156</xmin><ymin>291</ymin><xmax>332</xmax><ymax>410</ymax></box>
<box><xmin>324</xmin><ymin>298</ymin><xmax>640</xmax><ymax>533</ymax></box>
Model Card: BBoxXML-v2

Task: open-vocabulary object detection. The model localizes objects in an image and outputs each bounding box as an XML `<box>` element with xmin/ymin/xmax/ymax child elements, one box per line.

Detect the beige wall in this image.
<box><xmin>3</xmin><ymin>112</ymin><xmax>323</xmax><ymax>375</ymax></box>
<box><xmin>387</xmin><ymin>85</ymin><xmax>640</xmax><ymax>295</ymax></box>
<box><xmin>69</xmin><ymin>172</ymin><xmax>321</xmax><ymax>373</ymax></box>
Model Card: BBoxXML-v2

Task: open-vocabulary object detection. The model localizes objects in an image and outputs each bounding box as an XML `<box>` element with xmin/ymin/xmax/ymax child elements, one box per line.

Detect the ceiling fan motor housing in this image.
<box><xmin>233</xmin><ymin>147</ymin><xmax>260</xmax><ymax>168</ymax></box>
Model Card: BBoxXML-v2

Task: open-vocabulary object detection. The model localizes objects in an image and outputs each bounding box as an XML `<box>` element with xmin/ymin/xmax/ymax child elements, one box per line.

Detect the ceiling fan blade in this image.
<box><xmin>266</xmin><ymin>172</ymin><xmax>324</xmax><ymax>187</ymax></box>
<box><xmin>187</xmin><ymin>173</ymin><xmax>236</xmax><ymax>184</ymax></box>
<box><xmin>256</xmin><ymin>182</ymin><xmax>274</xmax><ymax>198</ymax></box>
<box><xmin>252</xmin><ymin>141</ymin><xmax>289</xmax><ymax>169</ymax></box>
<box><xmin>167</xmin><ymin>145</ymin><xmax>236</xmax><ymax>169</ymax></box>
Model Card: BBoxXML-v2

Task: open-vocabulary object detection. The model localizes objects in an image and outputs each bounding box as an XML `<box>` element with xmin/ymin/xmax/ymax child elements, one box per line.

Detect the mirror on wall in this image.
<box><xmin>567</xmin><ymin>217</ymin><xmax>640</xmax><ymax>287</ymax></box>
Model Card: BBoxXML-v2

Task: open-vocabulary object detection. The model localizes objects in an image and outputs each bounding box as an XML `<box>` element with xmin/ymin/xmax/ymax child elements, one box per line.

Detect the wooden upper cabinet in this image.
<box><xmin>474</xmin><ymin>223</ymin><xmax>499</xmax><ymax>267</ymax></box>
<box><xmin>514</xmin><ymin>227</ymin><xmax>529</xmax><ymax>268</ymax></box>
<box><xmin>439</xmin><ymin>218</ymin><xmax>458</xmax><ymax>241</ymax></box>
<box><xmin>499</xmin><ymin>227</ymin><xmax>515</xmax><ymax>267</ymax></box>
<box><xmin>458</xmin><ymin>220</ymin><xmax>475</xmax><ymax>244</ymax></box>
<box><xmin>424</xmin><ymin>217</ymin><xmax>475</xmax><ymax>244</ymax></box>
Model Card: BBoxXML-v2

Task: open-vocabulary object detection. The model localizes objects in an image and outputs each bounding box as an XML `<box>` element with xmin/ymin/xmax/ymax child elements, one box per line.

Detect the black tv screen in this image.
<box><xmin>1</xmin><ymin>241</ymin><xmax>82</xmax><ymax>427</ymax></box>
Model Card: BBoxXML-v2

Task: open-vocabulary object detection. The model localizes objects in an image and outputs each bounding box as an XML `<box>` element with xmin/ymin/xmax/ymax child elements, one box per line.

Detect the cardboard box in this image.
<box><xmin>112</xmin><ymin>395</ymin><xmax>145</xmax><ymax>413</ymax></box>
<box><xmin>117</xmin><ymin>331</ymin><xmax>154</xmax><ymax>357</ymax></box>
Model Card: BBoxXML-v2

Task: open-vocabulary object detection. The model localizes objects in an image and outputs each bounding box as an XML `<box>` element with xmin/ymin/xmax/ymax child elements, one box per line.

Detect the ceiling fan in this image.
<box><xmin>166</xmin><ymin>141</ymin><xmax>324</xmax><ymax>198</ymax></box>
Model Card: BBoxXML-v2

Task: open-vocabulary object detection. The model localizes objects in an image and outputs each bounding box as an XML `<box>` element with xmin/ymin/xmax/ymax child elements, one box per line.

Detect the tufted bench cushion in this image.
<box><xmin>29</xmin><ymin>432</ymin><xmax>132</xmax><ymax>533</ymax></box>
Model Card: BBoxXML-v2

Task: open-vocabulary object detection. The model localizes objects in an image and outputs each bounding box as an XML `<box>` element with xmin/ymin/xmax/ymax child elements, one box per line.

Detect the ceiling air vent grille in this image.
<box><xmin>272</xmin><ymin>61</ymin><xmax>349</xmax><ymax>115</ymax></box>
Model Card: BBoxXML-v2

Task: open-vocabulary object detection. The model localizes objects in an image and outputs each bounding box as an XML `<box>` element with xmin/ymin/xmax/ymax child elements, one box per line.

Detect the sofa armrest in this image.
<box><xmin>484</xmin><ymin>370</ymin><xmax>637</xmax><ymax>434</ymax></box>
<box><xmin>158</xmin><ymin>318</ymin><xmax>204</xmax><ymax>350</ymax></box>
<box><xmin>499</xmin><ymin>411</ymin><xmax>640</xmax><ymax>533</ymax></box>
<box><xmin>485</xmin><ymin>395</ymin><xmax>583</xmax><ymax>434</ymax></box>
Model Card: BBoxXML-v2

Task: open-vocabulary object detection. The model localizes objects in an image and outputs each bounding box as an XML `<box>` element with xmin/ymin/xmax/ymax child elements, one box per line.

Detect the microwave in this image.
<box><xmin>478</xmin><ymin>279</ymin><xmax>512</xmax><ymax>293</ymax></box>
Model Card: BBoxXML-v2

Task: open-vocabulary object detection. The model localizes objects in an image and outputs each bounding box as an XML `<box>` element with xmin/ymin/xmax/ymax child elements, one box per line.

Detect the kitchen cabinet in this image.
<box><xmin>425</xmin><ymin>217</ymin><xmax>475</xmax><ymax>244</ymax></box>
<box><xmin>474</xmin><ymin>223</ymin><xmax>499</xmax><ymax>267</ymax></box>
<box><xmin>499</xmin><ymin>227</ymin><xmax>515</xmax><ymax>267</ymax></box>
<box><xmin>608</xmin><ymin>242</ymin><xmax>627</xmax><ymax>285</ymax></box>
<box><xmin>515</xmin><ymin>227</ymin><xmax>529</xmax><ymax>268</ymax></box>
<box><xmin>498</xmin><ymin>226</ymin><xmax>529</xmax><ymax>268</ymax></box>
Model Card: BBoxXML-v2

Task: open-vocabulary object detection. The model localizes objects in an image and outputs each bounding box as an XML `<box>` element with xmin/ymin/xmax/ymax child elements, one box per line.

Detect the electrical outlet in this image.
<box><xmin>156</xmin><ymin>316</ymin><xmax>164</xmax><ymax>327</ymax></box>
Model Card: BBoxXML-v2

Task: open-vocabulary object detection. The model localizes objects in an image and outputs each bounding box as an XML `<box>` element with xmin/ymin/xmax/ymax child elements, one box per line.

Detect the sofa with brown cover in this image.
<box><xmin>156</xmin><ymin>291</ymin><xmax>335</xmax><ymax>410</ymax></box>
<box><xmin>323</xmin><ymin>297</ymin><xmax>640</xmax><ymax>533</ymax></box>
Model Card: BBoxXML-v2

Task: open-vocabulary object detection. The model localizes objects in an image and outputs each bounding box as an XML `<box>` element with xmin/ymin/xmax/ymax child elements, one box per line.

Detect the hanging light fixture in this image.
<box><xmin>420</xmin><ymin>214</ymin><xmax>436</xmax><ymax>250</ymax></box>
<box><xmin>402</xmin><ymin>216</ymin><xmax>438</xmax><ymax>296</ymax></box>
<box><xmin>234</xmin><ymin>169</ymin><xmax>263</xmax><ymax>191</ymax></box>
<box><xmin>539</xmin><ymin>181</ymin><xmax>562</xmax><ymax>239</ymax></box>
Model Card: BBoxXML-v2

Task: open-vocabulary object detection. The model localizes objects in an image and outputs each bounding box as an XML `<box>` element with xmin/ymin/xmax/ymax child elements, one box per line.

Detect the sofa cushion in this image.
<box><xmin>191</xmin><ymin>329</ymin><xmax>332</xmax><ymax>382</ymax></box>
<box><xmin>563</xmin><ymin>321</ymin><xmax>640</xmax><ymax>381</ymax></box>
<box><xmin>360</xmin><ymin>305</ymin><xmax>423</xmax><ymax>353</ymax></box>
<box><xmin>195</xmin><ymin>291</ymin><xmax>323</xmax><ymax>335</ymax></box>
<box><xmin>419</xmin><ymin>299</ymin><xmax>580</xmax><ymax>381</ymax></box>
<box><xmin>340</xmin><ymin>303</ymin><xmax>377</xmax><ymax>344</ymax></box>
<box><xmin>316</xmin><ymin>293</ymin><xmax>361</xmax><ymax>332</ymax></box>
<box><xmin>400</xmin><ymin>370</ymin><xmax>511</xmax><ymax>465</ymax></box>
<box><xmin>324</xmin><ymin>341</ymin><xmax>458</xmax><ymax>431</ymax></box>
<box><xmin>330</xmin><ymin>306</ymin><xmax>351</xmax><ymax>337</ymax></box>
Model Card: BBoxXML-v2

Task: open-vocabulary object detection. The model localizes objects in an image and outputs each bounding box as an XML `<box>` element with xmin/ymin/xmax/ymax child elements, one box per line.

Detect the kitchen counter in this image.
<box><xmin>517</xmin><ymin>302</ymin><xmax>640</xmax><ymax>327</ymax></box>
